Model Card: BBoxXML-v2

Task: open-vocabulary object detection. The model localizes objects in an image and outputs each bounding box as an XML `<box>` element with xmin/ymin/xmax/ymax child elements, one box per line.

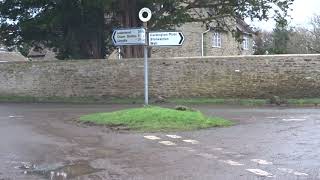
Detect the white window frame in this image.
<box><xmin>212</xmin><ymin>32</ymin><xmax>222</xmax><ymax>48</ymax></box>
<box><xmin>243</xmin><ymin>35</ymin><xmax>250</xmax><ymax>50</ymax></box>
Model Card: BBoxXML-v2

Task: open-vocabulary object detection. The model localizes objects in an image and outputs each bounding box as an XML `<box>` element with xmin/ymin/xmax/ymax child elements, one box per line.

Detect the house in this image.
<box><xmin>151</xmin><ymin>18</ymin><xmax>255</xmax><ymax>58</ymax></box>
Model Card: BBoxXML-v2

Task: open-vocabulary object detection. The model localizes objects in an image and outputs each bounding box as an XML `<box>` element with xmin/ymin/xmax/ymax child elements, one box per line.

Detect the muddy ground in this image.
<box><xmin>0</xmin><ymin>103</ymin><xmax>319</xmax><ymax>180</ymax></box>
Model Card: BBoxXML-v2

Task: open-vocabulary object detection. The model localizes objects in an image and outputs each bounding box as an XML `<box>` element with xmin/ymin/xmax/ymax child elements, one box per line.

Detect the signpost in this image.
<box><xmin>149</xmin><ymin>32</ymin><xmax>184</xmax><ymax>46</ymax></box>
<box><xmin>112</xmin><ymin>28</ymin><xmax>146</xmax><ymax>46</ymax></box>
<box><xmin>112</xmin><ymin>8</ymin><xmax>185</xmax><ymax>105</ymax></box>
<box><xmin>139</xmin><ymin>8</ymin><xmax>151</xmax><ymax>106</ymax></box>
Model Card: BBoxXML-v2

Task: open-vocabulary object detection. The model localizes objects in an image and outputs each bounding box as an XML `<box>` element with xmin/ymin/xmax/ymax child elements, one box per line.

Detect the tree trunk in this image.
<box><xmin>119</xmin><ymin>0</ymin><xmax>144</xmax><ymax>58</ymax></box>
<box><xmin>80</xmin><ymin>7</ymin><xmax>105</xmax><ymax>59</ymax></box>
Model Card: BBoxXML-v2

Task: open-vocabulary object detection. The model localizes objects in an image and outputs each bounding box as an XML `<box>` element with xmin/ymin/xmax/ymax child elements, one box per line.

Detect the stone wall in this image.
<box><xmin>1</xmin><ymin>54</ymin><xmax>320</xmax><ymax>99</ymax></box>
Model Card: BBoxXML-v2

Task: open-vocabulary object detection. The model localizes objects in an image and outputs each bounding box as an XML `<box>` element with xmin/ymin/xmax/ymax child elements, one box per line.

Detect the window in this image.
<box><xmin>243</xmin><ymin>35</ymin><xmax>250</xmax><ymax>50</ymax></box>
<box><xmin>212</xmin><ymin>32</ymin><xmax>221</xmax><ymax>48</ymax></box>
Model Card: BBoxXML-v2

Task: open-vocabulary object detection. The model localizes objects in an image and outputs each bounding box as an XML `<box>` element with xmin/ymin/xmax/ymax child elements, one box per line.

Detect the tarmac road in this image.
<box><xmin>0</xmin><ymin>103</ymin><xmax>319</xmax><ymax>180</ymax></box>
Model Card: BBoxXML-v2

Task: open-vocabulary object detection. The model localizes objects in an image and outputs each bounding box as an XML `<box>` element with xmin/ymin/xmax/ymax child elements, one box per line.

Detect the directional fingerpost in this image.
<box><xmin>112</xmin><ymin>7</ymin><xmax>186</xmax><ymax>106</ymax></box>
<box><xmin>149</xmin><ymin>31</ymin><xmax>185</xmax><ymax>46</ymax></box>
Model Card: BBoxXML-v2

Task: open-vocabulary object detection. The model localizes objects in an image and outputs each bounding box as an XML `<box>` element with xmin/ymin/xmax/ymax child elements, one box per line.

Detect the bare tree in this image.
<box><xmin>309</xmin><ymin>15</ymin><xmax>320</xmax><ymax>53</ymax></box>
<box><xmin>287</xmin><ymin>27</ymin><xmax>311</xmax><ymax>54</ymax></box>
<box><xmin>267</xmin><ymin>14</ymin><xmax>320</xmax><ymax>54</ymax></box>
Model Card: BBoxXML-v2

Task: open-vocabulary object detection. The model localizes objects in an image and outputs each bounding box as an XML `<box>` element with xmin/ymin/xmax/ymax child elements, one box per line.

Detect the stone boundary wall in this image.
<box><xmin>0</xmin><ymin>54</ymin><xmax>320</xmax><ymax>99</ymax></box>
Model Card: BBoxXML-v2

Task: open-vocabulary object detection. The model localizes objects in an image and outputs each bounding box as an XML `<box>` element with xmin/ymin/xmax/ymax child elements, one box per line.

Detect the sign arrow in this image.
<box><xmin>178</xmin><ymin>32</ymin><xmax>184</xmax><ymax>45</ymax></box>
<box><xmin>112</xmin><ymin>31</ymin><xmax>117</xmax><ymax>44</ymax></box>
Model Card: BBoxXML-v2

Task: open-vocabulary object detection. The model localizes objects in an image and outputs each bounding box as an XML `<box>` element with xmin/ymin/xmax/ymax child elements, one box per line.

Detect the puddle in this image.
<box><xmin>18</xmin><ymin>161</ymin><xmax>102</xmax><ymax>179</ymax></box>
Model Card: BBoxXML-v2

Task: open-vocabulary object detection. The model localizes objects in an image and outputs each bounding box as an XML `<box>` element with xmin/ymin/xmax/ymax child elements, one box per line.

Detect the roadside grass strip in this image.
<box><xmin>246</xmin><ymin>169</ymin><xmax>274</xmax><ymax>177</ymax></box>
<box><xmin>183</xmin><ymin>139</ymin><xmax>199</xmax><ymax>144</ymax></box>
<box><xmin>251</xmin><ymin>159</ymin><xmax>273</xmax><ymax>165</ymax></box>
<box><xmin>159</xmin><ymin>141</ymin><xmax>176</xmax><ymax>146</ymax></box>
<box><xmin>144</xmin><ymin>136</ymin><xmax>161</xmax><ymax>140</ymax></box>
<box><xmin>220</xmin><ymin>160</ymin><xmax>244</xmax><ymax>166</ymax></box>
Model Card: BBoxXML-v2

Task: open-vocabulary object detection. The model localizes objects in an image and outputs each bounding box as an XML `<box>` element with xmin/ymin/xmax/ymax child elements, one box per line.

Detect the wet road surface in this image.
<box><xmin>0</xmin><ymin>103</ymin><xmax>319</xmax><ymax>180</ymax></box>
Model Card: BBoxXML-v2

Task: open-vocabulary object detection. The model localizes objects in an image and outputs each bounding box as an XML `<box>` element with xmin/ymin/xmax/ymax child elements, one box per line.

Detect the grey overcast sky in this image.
<box><xmin>252</xmin><ymin>0</ymin><xmax>320</xmax><ymax>31</ymax></box>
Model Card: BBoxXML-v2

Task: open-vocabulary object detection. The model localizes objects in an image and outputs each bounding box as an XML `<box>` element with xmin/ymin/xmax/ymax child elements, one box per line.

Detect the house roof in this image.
<box><xmin>0</xmin><ymin>51</ymin><xmax>28</xmax><ymax>62</ymax></box>
<box><xmin>206</xmin><ymin>17</ymin><xmax>255</xmax><ymax>35</ymax></box>
<box><xmin>27</xmin><ymin>46</ymin><xmax>58</xmax><ymax>61</ymax></box>
<box><xmin>236</xmin><ymin>18</ymin><xmax>255</xmax><ymax>34</ymax></box>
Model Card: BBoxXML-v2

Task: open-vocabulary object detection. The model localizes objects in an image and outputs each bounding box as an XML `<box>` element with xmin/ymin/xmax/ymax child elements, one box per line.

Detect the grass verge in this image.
<box><xmin>0</xmin><ymin>95</ymin><xmax>143</xmax><ymax>104</ymax></box>
<box><xmin>168</xmin><ymin>98</ymin><xmax>268</xmax><ymax>106</ymax></box>
<box><xmin>1</xmin><ymin>95</ymin><xmax>320</xmax><ymax>106</ymax></box>
<box><xmin>287</xmin><ymin>98</ymin><xmax>320</xmax><ymax>106</ymax></box>
<box><xmin>79</xmin><ymin>106</ymin><xmax>232</xmax><ymax>132</ymax></box>
<box><xmin>169</xmin><ymin>98</ymin><xmax>320</xmax><ymax>106</ymax></box>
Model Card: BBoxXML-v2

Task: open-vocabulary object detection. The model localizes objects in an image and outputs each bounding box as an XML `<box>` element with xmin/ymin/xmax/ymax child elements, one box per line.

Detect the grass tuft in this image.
<box><xmin>80</xmin><ymin>106</ymin><xmax>232</xmax><ymax>132</ymax></box>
